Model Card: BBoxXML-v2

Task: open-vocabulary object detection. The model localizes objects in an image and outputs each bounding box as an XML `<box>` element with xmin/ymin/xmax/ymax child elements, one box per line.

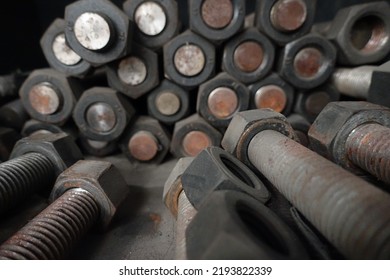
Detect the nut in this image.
<box><xmin>308</xmin><ymin>101</ymin><xmax>390</xmax><ymax>170</ymax></box>
<box><xmin>186</xmin><ymin>190</ymin><xmax>308</xmax><ymax>259</ymax></box>
<box><xmin>222</xmin><ymin>109</ymin><xmax>297</xmax><ymax>166</ymax></box>
<box><xmin>50</xmin><ymin>160</ymin><xmax>129</xmax><ymax>229</ymax></box>
<box><xmin>181</xmin><ymin>146</ymin><xmax>270</xmax><ymax>209</ymax></box>
<box><xmin>0</xmin><ymin>127</ymin><xmax>21</xmax><ymax>162</ymax></box>
<box><xmin>325</xmin><ymin>1</ymin><xmax>390</xmax><ymax>65</ymax></box>
<box><xmin>10</xmin><ymin>132</ymin><xmax>83</xmax><ymax>176</ymax></box>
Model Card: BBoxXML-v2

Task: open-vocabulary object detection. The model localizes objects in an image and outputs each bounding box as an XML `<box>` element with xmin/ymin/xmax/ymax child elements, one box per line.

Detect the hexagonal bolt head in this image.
<box><xmin>186</xmin><ymin>191</ymin><xmax>308</xmax><ymax>259</ymax></box>
<box><xmin>19</xmin><ymin>69</ymin><xmax>82</xmax><ymax>125</ymax></box>
<box><xmin>0</xmin><ymin>127</ymin><xmax>21</xmax><ymax>162</ymax></box>
<box><xmin>222</xmin><ymin>109</ymin><xmax>298</xmax><ymax>166</ymax></box>
<box><xmin>163</xmin><ymin>157</ymin><xmax>194</xmax><ymax>218</ymax></box>
<box><xmin>325</xmin><ymin>1</ymin><xmax>390</xmax><ymax>65</ymax></box>
<box><xmin>308</xmin><ymin>101</ymin><xmax>390</xmax><ymax>169</ymax></box>
<box><xmin>181</xmin><ymin>146</ymin><xmax>270</xmax><ymax>210</ymax></box>
<box><xmin>51</xmin><ymin>160</ymin><xmax>129</xmax><ymax>229</ymax></box>
<box><xmin>11</xmin><ymin>132</ymin><xmax>83</xmax><ymax>176</ymax></box>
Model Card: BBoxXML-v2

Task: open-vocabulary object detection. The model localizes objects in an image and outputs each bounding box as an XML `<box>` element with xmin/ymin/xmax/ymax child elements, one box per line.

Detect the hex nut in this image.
<box><xmin>73</xmin><ymin>87</ymin><xmax>135</xmax><ymax>141</ymax></box>
<box><xmin>106</xmin><ymin>44</ymin><xmax>159</xmax><ymax>99</ymax></box>
<box><xmin>222</xmin><ymin>109</ymin><xmax>298</xmax><ymax>167</ymax></box>
<box><xmin>51</xmin><ymin>160</ymin><xmax>129</xmax><ymax>229</ymax></box>
<box><xmin>65</xmin><ymin>0</ymin><xmax>133</xmax><ymax>66</ymax></box>
<box><xmin>123</xmin><ymin>0</ymin><xmax>180</xmax><ymax>49</ymax></box>
<box><xmin>163</xmin><ymin>157</ymin><xmax>194</xmax><ymax>218</ymax></box>
<box><xmin>326</xmin><ymin>1</ymin><xmax>390</xmax><ymax>65</ymax></box>
<box><xmin>248</xmin><ymin>73</ymin><xmax>294</xmax><ymax>116</ymax></box>
<box><xmin>254</xmin><ymin>0</ymin><xmax>316</xmax><ymax>46</ymax></box>
<box><xmin>222</xmin><ymin>27</ymin><xmax>275</xmax><ymax>84</ymax></box>
<box><xmin>181</xmin><ymin>146</ymin><xmax>270</xmax><ymax>210</ymax></box>
<box><xmin>10</xmin><ymin>132</ymin><xmax>83</xmax><ymax>176</ymax></box>
<box><xmin>19</xmin><ymin>69</ymin><xmax>82</xmax><ymax>125</ymax></box>
<box><xmin>197</xmin><ymin>72</ymin><xmax>249</xmax><ymax>128</ymax></box>
<box><xmin>0</xmin><ymin>127</ymin><xmax>21</xmax><ymax>162</ymax></box>
<box><xmin>189</xmin><ymin>0</ymin><xmax>245</xmax><ymax>42</ymax></box>
<box><xmin>278</xmin><ymin>34</ymin><xmax>336</xmax><ymax>89</ymax></box>
<box><xmin>163</xmin><ymin>30</ymin><xmax>216</xmax><ymax>88</ymax></box>
<box><xmin>40</xmin><ymin>18</ymin><xmax>92</xmax><ymax>77</ymax></box>
<box><xmin>171</xmin><ymin>114</ymin><xmax>223</xmax><ymax>158</ymax></box>
<box><xmin>147</xmin><ymin>79</ymin><xmax>191</xmax><ymax>125</ymax></box>
<box><xmin>186</xmin><ymin>190</ymin><xmax>308</xmax><ymax>259</ymax></box>
<box><xmin>366</xmin><ymin>62</ymin><xmax>390</xmax><ymax>107</ymax></box>
<box><xmin>119</xmin><ymin>116</ymin><xmax>171</xmax><ymax>164</ymax></box>
<box><xmin>308</xmin><ymin>101</ymin><xmax>390</xmax><ymax>170</ymax></box>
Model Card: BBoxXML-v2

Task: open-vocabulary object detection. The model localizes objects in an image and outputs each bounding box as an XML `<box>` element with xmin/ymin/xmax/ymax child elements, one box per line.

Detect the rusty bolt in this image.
<box><xmin>222</xmin><ymin>109</ymin><xmax>390</xmax><ymax>259</ymax></box>
<box><xmin>270</xmin><ymin>0</ymin><xmax>307</xmax><ymax>32</ymax></box>
<box><xmin>233</xmin><ymin>41</ymin><xmax>264</xmax><ymax>73</ymax></box>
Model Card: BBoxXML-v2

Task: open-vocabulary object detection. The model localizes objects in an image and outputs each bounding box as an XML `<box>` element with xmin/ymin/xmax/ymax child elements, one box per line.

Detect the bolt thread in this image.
<box><xmin>331</xmin><ymin>66</ymin><xmax>376</xmax><ymax>99</ymax></box>
<box><xmin>248</xmin><ymin>130</ymin><xmax>390</xmax><ymax>259</ymax></box>
<box><xmin>346</xmin><ymin>123</ymin><xmax>390</xmax><ymax>184</ymax></box>
<box><xmin>0</xmin><ymin>153</ymin><xmax>55</xmax><ymax>215</ymax></box>
<box><xmin>0</xmin><ymin>188</ymin><xmax>99</xmax><ymax>260</ymax></box>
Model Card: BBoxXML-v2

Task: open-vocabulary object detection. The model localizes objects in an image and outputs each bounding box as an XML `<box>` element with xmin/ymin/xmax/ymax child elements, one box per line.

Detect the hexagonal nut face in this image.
<box><xmin>73</xmin><ymin>87</ymin><xmax>135</xmax><ymax>141</ymax></box>
<box><xmin>326</xmin><ymin>1</ymin><xmax>390</xmax><ymax>65</ymax></box>
<box><xmin>10</xmin><ymin>132</ymin><xmax>83</xmax><ymax>176</ymax></box>
<box><xmin>308</xmin><ymin>101</ymin><xmax>390</xmax><ymax>166</ymax></box>
<box><xmin>0</xmin><ymin>127</ymin><xmax>21</xmax><ymax>162</ymax></box>
<box><xmin>369</xmin><ymin>61</ymin><xmax>390</xmax><ymax>106</ymax></box>
<box><xmin>51</xmin><ymin>160</ymin><xmax>129</xmax><ymax>229</ymax></box>
<box><xmin>163</xmin><ymin>157</ymin><xmax>194</xmax><ymax>218</ymax></box>
<box><xmin>65</xmin><ymin>0</ymin><xmax>133</xmax><ymax>66</ymax></box>
<box><xmin>186</xmin><ymin>191</ymin><xmax>307</xmax><ymax>260</ymax></box>
<box><xmin>19</xmin><ymin>69</ymin><xmax>81</xmax><ymax>125</ymax></box>
<box><xmin>222</xmin><ymin>109</ymin><xmax>297</xmax><ymax>165</ymax></box>
<box><xmin>106</xmin><ymin>44</ymin><xmax>159</xmax><ymax>99</ymax></box>
<box><xmin>181</xmin><ymin>146</ymin><xmax>270</xmax><ymax>210</ymax></box>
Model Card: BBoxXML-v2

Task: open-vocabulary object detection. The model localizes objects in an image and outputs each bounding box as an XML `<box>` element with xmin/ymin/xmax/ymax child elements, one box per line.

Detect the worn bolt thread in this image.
<box><xmin>331</xmin><ymin>66</ymin><xmax>375</xmax><ymax>99</ymax></box>
<box><xmin>0</xmin><ymin>153</ymin><xmax>55</xmax><ymax>215</ymax></box>
<box><xmin>0</xmin><ymin>188</ymin><xmax>99</xmax><ymax>260</ymax></box>
<box><xmin>248</xmin><ymin>130</ymin><xmax>390</xmax><ymax>259</ymax></box>
<box><xmin>346</xmin><ymin>123</ymin><xmax>390</xmax><ymax>184</ymax></box>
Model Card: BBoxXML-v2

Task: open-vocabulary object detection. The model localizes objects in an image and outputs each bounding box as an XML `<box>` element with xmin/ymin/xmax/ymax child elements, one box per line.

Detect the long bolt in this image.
<box><xmin>246</xmin><ymin>130</ymin><xmax>390</xmax><ymax>259</ymax></box>
<box><xmin>0</xmin><ymin>153</ymin><xmax>55</xmax><ymax>216</ymax></box>
<box><xmin>345</xmin><ymin>123</ymin><xmax>390</xmax><ymax>183</ymax></box>
<box><xmin>0</xmin><ymin>188</ymin><xmax>99</xmax><ymax>259</ymax></box>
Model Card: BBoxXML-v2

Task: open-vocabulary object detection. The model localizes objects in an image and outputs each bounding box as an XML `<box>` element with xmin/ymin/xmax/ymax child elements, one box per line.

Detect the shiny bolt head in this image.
<box><xmin>271</xmin><ymin>0</ymin><xmax>308</xmax><ymax>32</ymax></box>
<box><xmin>201</xmin><ymin>0</ymin><xmax>234</xmax><ymax>29</ymax></box>
<box><xmin>86</xmin><ymin>102</ymin><xmax>117</xmax><ymax>133</ymax></box>
<box><xmin>174</xmin><ymin>44</ymin><xmax>206</xmax><ymax>77</ymax></box>
<box><xmin>155</xmin><ymin>92</ymin><xmax>181</xmax><ymax>116</ymax></box>
<box><xmin>29</xmin><ymin>83</ymin><xmax>61</xmax><ymax>116</ymax></box>
<box><xmin>255</xmin><ymin>85</ymin><xmax>287</xmax><ymax>113</ymax></box>
<box><xmin>117</xmin><ymin>56</ymin><xmax>147</xmax><ymax>86</ymax></box>
<box><xmin>134</xmin><ymin>1</ymin><xmax>167</xmax><ymax>36</ymax></box>
<box><xmin>207</xmin><ymin>87</ymin><xmax>238</xmax><ymax>119</ymax></box>
<box><xmin>234</xmin><ymin>41</ymin><xmax>264</xmax><ymax>73</ymax></box>
<box><xmin>128</xmin><ymin>130</ymin><xmax>159</xmax><ymax>162</ymax></box>
<box><xmin>52</xmin><ymin>33</ymin><xmax>82</xmax><ymax>66</ymax></box>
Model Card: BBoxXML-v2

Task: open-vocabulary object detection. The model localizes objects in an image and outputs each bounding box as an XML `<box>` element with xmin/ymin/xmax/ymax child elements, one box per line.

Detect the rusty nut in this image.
<box><xmin>51</xmin><ymin>160</ymin><xmax>129</xmax><ymax>229</ymax></box>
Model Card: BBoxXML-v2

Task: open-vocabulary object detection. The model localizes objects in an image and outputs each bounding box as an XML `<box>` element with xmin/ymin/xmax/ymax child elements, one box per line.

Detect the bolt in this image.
<box><xmin>233</xmin><ymin>41</ymin><xmax>264</xmax><ymax>73</ymax></box>
<box><xmin>174</xmin><ymin>44</ymin><xmax>206</xmax><ymax>77</ymax></box>
<box><xmin>52</xmin><ymin>34</ymin><xmax>82</xmax><ymax>66</ymax></box>
<box><xmin>207</xmin><ymin>87</ymin><xmax>238</xmax><ymax>119</ymax></box>
<box><xmin>86</xmin><ymin>102</ymin><xmax>117</xmax><ymax>133</ymax></box>
<box><xmin>128</xmin><ymin>131</ymin><xmax>159</xmax><ymax>162</ymax></box>
<box><xmin>182</xmin><ymin>131</ymin><xmax>212</xmax><ymax>157</ymax></box>
<box><xmin>223</xmin><ymin>109</ymin><xmax>390</xmax><ymax>259</ymax></box>
<box><xmin>117</xmin><ymin>56</ymin><xmax>147</xmax><ymax>86</ymax></box>
<box><xmin>28</xmin><ymin>83</ymin><xmax>61</xmax><ymax>116</ymax></box>
<box><xmin>155</xmin><ymin>91</ymin><xmax>181</xmax><ymax>116</ymax></box>
<box><xmin>293</xmin><ymin>47</ymin><xmax>324</xmax><ymax>79</ymax></box>
<box><xmin>255</xmin><ymin>85</ymin><xmax>287</xmax><ymax>113</ymax></box>
<box><xmin>0</xmin><ymin>160</ymin><xmax>128</xmax><ymax>259</ymax></box>
<box><xmin>134</xmin><ymin>1</ymin><xmax>167</xmax><ymax>36</ymax></box>
<box><xmin>201</xmin><ymin>0</ymin><xmax>233</xmax><ymax>29</ymax></box>
<box><xmin>304</xmin><ymin>91</ymin><xmax>330</xmax><ymax>116</ymax></box>
<box><xmin>270</xmin><ymin>0</ymin><xmax>307</xmax><ymax>32</ymax></box>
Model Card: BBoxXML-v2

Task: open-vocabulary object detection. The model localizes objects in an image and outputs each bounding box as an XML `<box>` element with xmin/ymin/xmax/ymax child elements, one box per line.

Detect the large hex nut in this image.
<box><xmin>40</xmin><ymin>18</ymin><xmax>92</xmax><ymax>77</ymax></box>
<box><xmin>171</xmin><ymin>114</ymin><xmax>223</xmax><ymax>158</ymax></box>
<box><xmin>163</xmin><ymin>157</ymin><xmax>194</xmax><ymax>218</ymax></box>
<box><xmin>119</xmin><ymin>116</ymin><xmax>171</xmax><ymax>164</ymax></box>
<box><xmin>326</xmin><ymin>1</ymin><xmax>390</xmax><ymax>65</ymax></box>
<box><xmin>182</xmin><ymin>146</ymin><xmax>270</xmax><ymax>209</ymax></box>
<box><xmin>308</xmin><ymin>101</ymin><xmax>390</xmax><ymax>170</ymax></box>
<box><xmin>186</xmin><ymin>191</ymin><xmax>308</xmax><ymax>259</ymax></box>
<box><xmin>0</xmin><ymin>127</ymin><xmax>21</xmax><ymax>162</ymax></box>
<box><xmin>65</xmin><ymin>0</ymin><xmax>133</xmax><ymax>66</ymax></box>
<box><xmin>222</xmin><ymin>109</ymin><xmax>297</xmax><ymax>167</ymax></box>
<box><xmin>73</xmin><ymin>87</ymin><xmax>135</xmax><ymax>142</ymax></box>
<box><xmin>51</xmin><ymin>160</ymin><xmax>129</xmax><ymax>229</ymax></box>
<box><xmin>11</xmin><ymin>132</ymin><xmax>83</xmax><ymax>176</ymax></box>
<box><xmin>123</xmin><ymin>0</ymin><xmax>180</xmax><ymax>49</ymax></box>
<box><xmin>222</xmin><ymin>28</ymin><xmax>275</xmax><ymax>84</ymax></box>
<box><xmin>189</xmin><ymin>0</ymin><xmax>245</xmax><ymax>43</ymax></box>
<box><xmin>278</xmin><ymin>34</ymin><xmax>336</xmax><ymax>89</ymax></box>
<box><xmin>19</xmin><ymin>69</ymin><xmax>82</xmax><ymax>125</ymax></box>
<box><xmin>254</xmin><ymin>0</ymin><xmax>317</xmax><ymax>46</ymax></box>
<box><xmin>106</xmin><ymin>44</ymin><xmax>159</xmax><ymax>99</ymax></box>
<box><xmin>147</xmin><ymin>79</ymin><xmax>191</xmax><ymax>125</ymax></box>
<box><xmin>163</xmin><ymin>30</ymin><xmax>216</xmax><ymax>88</ymax></box>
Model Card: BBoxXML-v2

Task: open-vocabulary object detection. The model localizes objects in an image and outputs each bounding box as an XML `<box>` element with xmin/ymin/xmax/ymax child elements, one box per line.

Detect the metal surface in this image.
<box><xmin>304</xmin><ymin>91</ymin><xmax>331</xmax><ymax>115</ymax></box>
<box><xmin>128</xmin><ymin>131</ymin><xmax>159</xmax><ymax>162</ymax></box>
<box><xmin>28</xmin><ymin>83</ymin><xmax>60</xmax><ymax>115</ymax></box>
<box><xmin>255</xmin><ymin>85</ymin><xmax>287</xmax><ymax>113</ymax></box>
<box><xmin>174</xmin><ymin>44</ymin><xmax>205</xmax><ymax>77</ymax></box>
<box><xmin>74</xmin><ymin>12</ymin><xmax>112</xmax><ymax>51</ymax></box>
<box><xmin>182</xmin><ymin>131</ymin><xmax>212</xmax><ymax>157</ymax></box>
<box><xmin>86</xmin><ymin>102</ymin><xmax>117</xmax><ymax>133</ymax></box>
<box><xmin>293</xmin><ymin>47</ymin><xmax>324</xmax><ymax>79</ymax></box>
<box><xmin>87</xmin><ymin>140</ymin><xmax>109</xmax><ymax>150</ymax></box>
<box><xmin>233</xmin><ymin>41</ymin><xmax>264</xmax><ymax>73</ymax></box>
<box><xmin>52</xmin><ymin>34</ymin><xmax>82</xmax><ymax>66</ymax></box>
<box><xmin>134</xmin><ymin>1</ymin><xmax>167</xmax><ymax>36</ymax></box>
<box><xmin>207</xmin><ymin>87</ymin><xmax>238</xmax><ymax>119</ymax></box>
<box><xmin>270</xmin><ymin>0</ymin><xmax>308</xmax><ymax>32</ymax></box>
<box><xmin>155</xmin><ymin>92</ymin><xmax>181</xmax><ymax>116</ymax></box>
<box><xmin>117</xmin><ymin>56</ymin><xmax>148</xmax><ymax>86</ymax></box>
<box><xmin>201</xmin><ymin>0</ymin><xmax>234</xmax><ymax>29</ymax></box>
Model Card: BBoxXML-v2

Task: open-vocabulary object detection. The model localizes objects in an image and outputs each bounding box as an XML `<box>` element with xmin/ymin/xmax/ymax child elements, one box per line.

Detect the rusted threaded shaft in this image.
<box><xmin>0</xmin><ymin>188</ymin><xmax>99</xmax><ymax>260</ymax></box>
<box><xmin>175</xmin><ymin>191</ymin><xmax>197</xmax><ymax>260</ymax></box>
<box><xmin>247</xmin><ymin>130</ymin><xmax>390</xmax><ymax>259</ymax></box>
<box><xmin>346</xmin><ymin>123</ymin><xmax>390</xmax><ymax>184</ymax></box>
